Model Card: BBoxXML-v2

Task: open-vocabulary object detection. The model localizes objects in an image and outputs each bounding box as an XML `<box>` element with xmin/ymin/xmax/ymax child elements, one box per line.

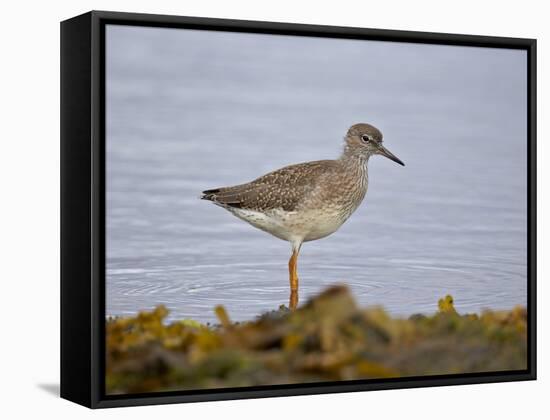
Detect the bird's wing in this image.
<box><xmin>202</xmin><ymin>160</ymin><xmax>338</xmax><ymax>212</ymax></box>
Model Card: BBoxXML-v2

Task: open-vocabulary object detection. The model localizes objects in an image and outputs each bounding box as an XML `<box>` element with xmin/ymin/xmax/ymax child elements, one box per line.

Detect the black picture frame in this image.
<box><xmin>60</xmin><ymin>10</ymin><xmax>537</xmax><ymax>409</ymax></box>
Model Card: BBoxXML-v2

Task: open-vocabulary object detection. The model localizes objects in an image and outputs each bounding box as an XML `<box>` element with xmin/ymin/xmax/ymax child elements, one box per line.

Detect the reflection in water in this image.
<box><xmin>106</xmin><ymin>26</ymin><xmax>527</xmax><ymax>323</ymax></box>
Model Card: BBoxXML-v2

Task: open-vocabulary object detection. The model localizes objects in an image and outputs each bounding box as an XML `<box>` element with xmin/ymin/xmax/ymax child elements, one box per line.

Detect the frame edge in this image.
<box><xmin>60</xmin><ymin>11</ymin><xmax>94</xmax><ymax>408</ymax></box>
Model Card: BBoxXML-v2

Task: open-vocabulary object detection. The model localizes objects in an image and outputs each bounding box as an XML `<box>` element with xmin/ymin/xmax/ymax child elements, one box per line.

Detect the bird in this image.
<box><xmin>201</xmin><ymin>123</ymin><xmax>404</xmax><ymax>310</ymax></box>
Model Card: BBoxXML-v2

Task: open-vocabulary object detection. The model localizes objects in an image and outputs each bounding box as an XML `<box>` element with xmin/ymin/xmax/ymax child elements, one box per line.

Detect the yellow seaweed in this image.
<box><xmin>106</xmin><ymin>286</ymin><xmax>527</xmax><ymax>394</ymax></box>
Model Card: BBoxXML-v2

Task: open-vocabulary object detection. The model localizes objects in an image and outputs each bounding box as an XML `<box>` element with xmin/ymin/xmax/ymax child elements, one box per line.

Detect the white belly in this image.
<box><xmin>229</xmin><ymin>207</ymin><xmax>352</xmax><ymax>243</ymax></box>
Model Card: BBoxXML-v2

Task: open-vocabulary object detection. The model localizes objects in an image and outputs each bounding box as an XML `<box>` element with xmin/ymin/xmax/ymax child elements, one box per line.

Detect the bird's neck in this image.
<box><xmin>339</xmin><ymin>148</ymin><xmax>369</xmax><ymax>169</ymax></box>
<box><xmin>338</xmin><ymin>152</ymin><xmax>369</xmax><ymax>184</ymax></box>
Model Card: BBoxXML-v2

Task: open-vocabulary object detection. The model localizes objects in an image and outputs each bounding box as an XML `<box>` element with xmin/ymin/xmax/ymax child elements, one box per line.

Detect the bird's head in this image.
<box><xmin>343</xmin><ymin>123</ymin><xmax>404</xmax><ymax>166</ymax></box>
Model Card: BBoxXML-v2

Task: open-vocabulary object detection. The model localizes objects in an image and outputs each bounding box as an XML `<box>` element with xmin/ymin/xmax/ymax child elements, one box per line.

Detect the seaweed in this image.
<box><xmin>106</xmin><ymin>285</ymin><xmax>527</xmax><ymax>394</ymax></box>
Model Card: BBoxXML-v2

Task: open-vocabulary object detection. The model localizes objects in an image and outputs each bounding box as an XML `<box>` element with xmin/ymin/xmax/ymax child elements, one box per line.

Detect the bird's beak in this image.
<box><xmin>377</xmin><ymin>144</ymin><xmax>404</xmax><ymax>166</ymax></box>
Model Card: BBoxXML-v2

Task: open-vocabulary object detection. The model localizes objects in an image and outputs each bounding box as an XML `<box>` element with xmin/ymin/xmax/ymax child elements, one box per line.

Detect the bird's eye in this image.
<box><xmin>361</xmin><ymin>134</ymin><xmax>371</xmax><ymax>143</ymax></box>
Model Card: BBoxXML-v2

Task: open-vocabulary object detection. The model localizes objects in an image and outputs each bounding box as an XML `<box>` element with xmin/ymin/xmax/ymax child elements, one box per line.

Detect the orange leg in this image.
<box><xmin>289</xmin><ymin>290</ymin><xmax>298</xmax><ymax>311</ymax></box>
<box><xmin>288</xmin><ymin>245</ymin><xmax>301</xmax><ymax>310</ymax></box>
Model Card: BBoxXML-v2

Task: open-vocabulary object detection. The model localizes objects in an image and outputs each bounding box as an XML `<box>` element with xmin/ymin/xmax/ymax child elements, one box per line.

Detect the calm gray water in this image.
<box><xmin>106</xmin><ymin>25</ymin><xmax>527</xmax><ymax>323</ymax></box>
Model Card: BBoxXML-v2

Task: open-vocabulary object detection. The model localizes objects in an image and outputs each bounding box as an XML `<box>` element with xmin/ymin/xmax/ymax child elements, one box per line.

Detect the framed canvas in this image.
<box><xmin>60</xmin><ymin>10</ymin><xmax>536</xmax><ymax>408</ymax></box>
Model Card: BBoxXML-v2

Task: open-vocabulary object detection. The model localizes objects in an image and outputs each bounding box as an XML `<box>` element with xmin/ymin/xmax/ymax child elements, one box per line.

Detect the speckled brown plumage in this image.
<box><xmin>202</xmin><ymin>159</ymin><xmax>343</xmax><ymax>212</ymax></box>
<box><xmin>201</xmin><ymin>123</ymin><xmax>404</xmax><ymax>310</ymax></box>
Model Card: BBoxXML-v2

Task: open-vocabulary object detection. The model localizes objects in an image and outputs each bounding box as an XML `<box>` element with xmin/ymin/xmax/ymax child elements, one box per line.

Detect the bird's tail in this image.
<box><xmin>201</xmin><ymin>187</ymin><xmax>244</xmax><ymax>209</ymax></box>
<box><xmin>201</xmin><ymin>188</ymin><xmax>221</xmax><ymax>201</ymax></box>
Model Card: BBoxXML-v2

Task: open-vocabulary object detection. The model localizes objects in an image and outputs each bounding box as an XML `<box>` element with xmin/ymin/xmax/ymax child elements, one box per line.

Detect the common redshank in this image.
<box><xmin>201</xmin><ymin>123</ymin><xmax>404</xmax><ymax>310</ymax></box>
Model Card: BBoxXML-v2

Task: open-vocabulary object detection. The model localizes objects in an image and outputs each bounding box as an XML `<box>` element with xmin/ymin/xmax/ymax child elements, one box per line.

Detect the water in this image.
<box><xmin>106</xmin><ymin>25</ymin><xmax>527</xmax><ymax>323</ymax></box>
